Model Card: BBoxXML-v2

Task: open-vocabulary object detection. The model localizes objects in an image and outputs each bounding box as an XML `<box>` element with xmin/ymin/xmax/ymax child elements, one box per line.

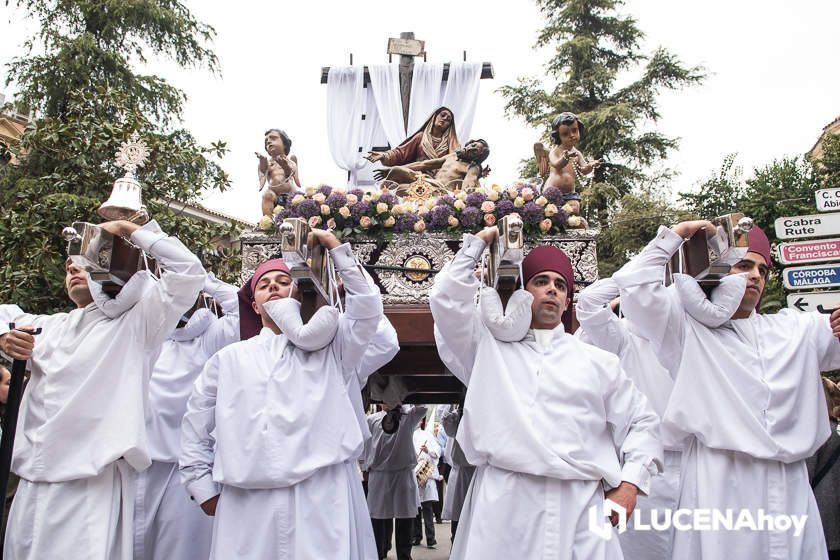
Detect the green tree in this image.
<box><xmin>6</xmin><ymin>0</ymin><xmax>217</xmax><ymax>124</ymax></box>
<box><xmin>681</xmin><ymin>153</ymin><xmax>819</xmax><ymax>313</ymax></box>
<box><xmin>597</xmin><ymin>182</ymin><xmax>693</xmax><ymax>276</ymax></box>
<box><xmin>499</xmin><ymin>0</ymin><xmax>705</xmax><ymax>223</ymax></box>
<box><xmin>678</xmin><ymin>154</ymin><xmax>744</xmax><ymax>218</ymax></box>
<box><xmin>0</xmin><ymin>1</ymin><xmax>240</xmax><ymax>315</ymax></box>
<box><xmin>813</xmin><ymin>134</ymin><xmax>840</xmax><ymax>190</ymax></box>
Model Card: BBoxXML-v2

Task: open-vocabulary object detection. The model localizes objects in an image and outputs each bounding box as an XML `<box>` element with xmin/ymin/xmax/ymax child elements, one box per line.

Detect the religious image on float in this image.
<box><xmin>255</xmin><ymin>112</ymin><xmax>594</xmax><ymax>237</ymax></box>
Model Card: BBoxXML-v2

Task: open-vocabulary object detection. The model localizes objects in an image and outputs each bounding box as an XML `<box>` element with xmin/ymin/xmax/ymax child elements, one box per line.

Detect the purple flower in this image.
<box><xmin>542</xmin><ymin>186</ymin><xmax>565</xmax><ymax>206</ymax></box>
<box><xmin>465</xmin><ymin>191</ymin><xmax>487</xmax><ymax>208</ymax></box>
<box><xmin>551</xmin><ymin>208</ymin><xmax>569</xmax><ymax>229</ymax></box>
<box><xmin>496</xmin><ymin>199</ymin><xmax>515</xmax><ymax>217</ymax></box>
<box><xmin>394</xmin><ymin>212</ymin><xmax>420</xmax><ymax>233</ymax></box>
<box><xmin>296</xmin><ymin>198</ymin><xmax>319</xmax><ymax>219</ymax></box>
<box><xmin>325</xmin><ymin>191</ymin><xmax>347</xmax><ymax>210</ymax></box>
<box><xmin>459</xmin><ymin>206</ymin><xmax>481</xmax><ymax>230</ymax></box>
<box><xmin>520</xmin><ymin>201</ymin><xmax>544</xmax><ymax>225</ymax></box>
<box><xmin>440</xmin><ymin>194</ymin><xmax>456</xmax><ymax>207</ymax></box>
<box><xmin>316</xmin><ymin>184</ymin><xmax>333</xmax><ymax>196</ymax></box>
<box><xmin>348</xmin><ymin>188</ymin><xmax>365</xmax><ymax>200</ymax></box>
<box><xmin>428</xmin><ymin>205</ymin><xmax>454</xmax><ymax>230</ymax></box>
<box><xmin>379</xmin><ymin>191</ymin><xmax>397</xmax><ymax>206</ymax></box>
<box><xmin>350</xmin><ymin>200</ymin><xmax>370</xmax><ymax>220</ymax></box>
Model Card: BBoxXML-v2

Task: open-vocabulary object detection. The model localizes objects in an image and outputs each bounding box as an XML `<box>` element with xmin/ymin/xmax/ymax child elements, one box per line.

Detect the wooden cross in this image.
<box><xmin>320</xmin><ymin>31</ymin><xmax>494</xmax><ymax>130</ymax></box>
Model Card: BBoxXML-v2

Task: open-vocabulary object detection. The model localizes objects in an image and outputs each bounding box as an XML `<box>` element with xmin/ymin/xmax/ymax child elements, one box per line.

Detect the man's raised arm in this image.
<box><xmin>611</xmin><ymin>222</ymin><xmax>711</xmax><ymax>370</ymax></box>
<box><xmin>429</xmin><ymin>229</ymin><xmax>493</xmax><ymax>385</ymax></box>
<box><xmin>107</xmin><ymin>220</ymin><xmax>204</xmax><ymax>349</ymax></box>
<box><xmin>576</xmin><ymin>278</ymin><xmax>628</xmax><ymax>356</ymax></box>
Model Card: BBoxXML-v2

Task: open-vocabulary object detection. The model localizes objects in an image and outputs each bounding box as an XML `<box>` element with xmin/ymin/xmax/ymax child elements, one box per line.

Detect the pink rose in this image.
<box><xmin>308</xmin><ymin>216</ymin><xmax>322</xmax><ymax>228</ymax></box>
<box><xmin>320</xmin><ymin>204</ymin><xmax>331</xmax><ymax>215</ymax></box>
<box><xmin>338</xmin><ymin>206</ymin><xmax>351</xmax><ymax>218</ymax></box>
<box><xmin>448</xmin><ymin>215</ymin><xmax>459</xmax><ymax>227</ymax></box>
<box><xmin>481</xmin><ymin>200</ymin><xmax>496</xmax><ymax>213</ymax></box>
<box><xmin>484</xmin><ymin>213</ymin><xmax>497</xmax><ymax>226</ymax></box>
<box><xmin>326</xmin><ymin>218</ymin><xmax>337</xmax><ymax>229</ymax></box>
<box><xmin>539</xmin><ymin>219</ymin><xmax>552</xmax><ymax>233</ymax></box>
<box><xmin>346</xmin><ymin>194</ymin><xmax>358</xmax><ymax>206</ymax></box>
<box><xmin>521</xmin><ymin>187</ymin><xmax>535</xmax><ymax>201</ymax></box>
<box><xmin>414</xmin><ymin>220</ymin><xmax>426</xmax><ymax>233</ymax></box>
<box><xmin>383</xmin><ymin>216</ymin><xmax>396</xmax><ymax>228</ymax></box>
<box><xmin>359</xmin><ymin>216</ymin><xmax>372</xmax><ymax>229</ymax></box>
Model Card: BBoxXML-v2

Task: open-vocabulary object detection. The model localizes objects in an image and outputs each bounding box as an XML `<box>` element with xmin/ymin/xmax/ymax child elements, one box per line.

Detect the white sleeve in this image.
<box><xmin>179</xmin><ymin>353</ymin><xmax>221</xmax><ymax>505</ymax></box>
<box><xmin>331</xmin><ymin>243</ymin><xmax>385</xmax><ymax>372</ymax></box>
<box><xmin>603</xmin><ymin>362</ymin><xmax>663</xmax><ymax>495</ymax></box>
<box><xmin>355</xmin><ymin>317</ymin><xmax>399</xmax><ymax>386</ymax></box>
<box><xmin>129</xmin><ymin>222</ymin><xmax>205</xmax><ymax>350</ymax></box>
<box><xmin>612</xmin><ymin>226</ymin><xmax>687</xmax><ymax>373</ymax></box>
<box><xmin>199</xmin><ymin>273</ymin><xmax>241</xmax><ymax>357</ymax></box>
<box><xmin>429</xmin><ymin>234</ymin><xmax>485</xmax><ymax>385</ymax></box>
<box><xmin>576</xmin><ymin>278</ymin><xmax>628</xmax><ymax>356</ymax></box>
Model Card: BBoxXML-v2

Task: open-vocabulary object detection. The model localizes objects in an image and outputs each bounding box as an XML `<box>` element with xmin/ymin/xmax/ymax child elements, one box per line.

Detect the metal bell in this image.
<box><xmin>97</xmin><ymin>175</ymin><xmax>149</xmax><ymax>224</ymax></box>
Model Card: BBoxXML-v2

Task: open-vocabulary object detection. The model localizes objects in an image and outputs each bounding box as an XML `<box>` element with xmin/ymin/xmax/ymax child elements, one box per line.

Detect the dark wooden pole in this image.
<box><xmin>398</xmin><ymin>31</ymin><xmax>415</xmax><ymax>130</ymax></box>
<box><xmin>0</xmin><ymin>324</ymin><xmax>39</xmax><ymax>557</ymax></box>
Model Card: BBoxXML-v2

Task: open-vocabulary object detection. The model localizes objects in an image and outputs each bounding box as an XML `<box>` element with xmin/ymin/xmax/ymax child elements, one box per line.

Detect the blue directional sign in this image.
<box><xmin>783</xmin><ymin>264</ymin><xmax>840</xmax><ymax>290</ymax></box>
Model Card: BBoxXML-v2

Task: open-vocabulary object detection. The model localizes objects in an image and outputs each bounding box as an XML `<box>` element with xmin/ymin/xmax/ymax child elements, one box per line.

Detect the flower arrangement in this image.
<box><xmin>261</xmin><ymin>182</ymin><xmax>577</xmax><ymax>239</ymax></box>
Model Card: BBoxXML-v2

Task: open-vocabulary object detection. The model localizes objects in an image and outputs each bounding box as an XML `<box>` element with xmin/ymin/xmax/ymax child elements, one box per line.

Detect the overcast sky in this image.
<box><xmin>2</xmin><ymin>0</ymin><xmax>838</xmax><ymax>224</ymax></box>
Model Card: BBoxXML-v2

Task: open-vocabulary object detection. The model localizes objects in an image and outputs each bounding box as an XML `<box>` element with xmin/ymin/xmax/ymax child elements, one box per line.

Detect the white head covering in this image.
<box><xmin>263</xmin><ymin>298</ymin><xmax>340</xmax><ymax>351</ymax></box>
<box><xmin>88</xmin><ymin>270</ymin><xmax>156</xmax><ymax>319</ymax></box>
<box><xmin>479</xmin><ymin>287</ymin><xmax>533</xmax><ymax>342</ymax></box>
<box><xmin>673</xmin><ymin>272</ymin><xmax>747</xmax><ymax>327</ymax></box>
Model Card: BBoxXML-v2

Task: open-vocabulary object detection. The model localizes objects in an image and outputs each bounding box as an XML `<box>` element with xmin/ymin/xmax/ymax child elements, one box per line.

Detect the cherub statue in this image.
<box><xmin>373</xmin><ymin>139</ymin><xmax>489</xmax><ymax>198</ymax></box>
<box><xmin>534</xmin><ymin>112</ymin><xmax>601</xmax><ymax>224</ymax></box>
<box><xmin>256</xmin><ymin>128</ymin><xmax>301</xmax><ymax>216</ymax></box>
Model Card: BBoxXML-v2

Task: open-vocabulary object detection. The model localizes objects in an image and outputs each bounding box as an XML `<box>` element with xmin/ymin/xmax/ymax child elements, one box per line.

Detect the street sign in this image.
<box><xmin>778</xmin><ymin>238</ymin><xmax>840</xmax><ymax>265</ymax></box>
<box><xmin>786</xmin><ymin>291</ymin><xmax>840</xmax><ymax>314</ymax></box>
<box><xmin>783</xmin><ymin>264</ymin><xmax>840</xmax><ymax>290</ymax></box>
<box><xmin>775</xmin><ymin>213</ymin><xmax>840</xmax><ymax>239</ymax></box>
<box><xmin>816</xmin><ymin>188</ymin><xmax>840</xmax><ymax>212</ymax></box>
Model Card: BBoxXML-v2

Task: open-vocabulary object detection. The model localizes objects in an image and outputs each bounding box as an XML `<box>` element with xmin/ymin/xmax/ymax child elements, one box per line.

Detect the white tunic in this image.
<box><xmin>441</xmin><ymin>407</ymin><xmax>475</xmax><ymax>522</ymax></box>
<box><xmin>179</xmin><ymin>242</ymin><xmax>382</xmax><ymax>560</ymax></box>
<box><xmin>614</xmin><ymin>225</ymin><xmax>840</xmax><ymax>560</ymax></box>
<box><xmin>577</xmin><ymin>278</ymin><xmax>681</xmax><ymax>559</ymax></box>
<box><xmin>413</xmin><ymin>427</ymin><xmax>441</xmax><ymax>503</ymax></box>
<box><xmin>365</xmin><ymin>405</ymin><xmax>426</xmax><ymax>518</ymax></box>
<box><xmin>134</xmin><ymin>273</ymin><xmax>240</xmax><ymax>560</ymax></box>
<box><xmin>0</xmin><ymin>223</ymin><xmax>205</xmax><ymax>560</ymax></box>
<box><xmin>430</xmin><ymin>233</ymin><xmax>663</xmax><ymax>560</ymax></box>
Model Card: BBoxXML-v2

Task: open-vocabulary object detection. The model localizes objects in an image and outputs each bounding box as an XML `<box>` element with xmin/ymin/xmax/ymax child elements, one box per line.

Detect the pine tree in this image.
<box><xmin>499</xmin><ymin>0</ymin><xmax>705</xmax><ymax>224</ymax></box>
<box><xmin>0</xmin><ymin>1</ymin><xmax>239</xmax><ymax>314</ymax></box>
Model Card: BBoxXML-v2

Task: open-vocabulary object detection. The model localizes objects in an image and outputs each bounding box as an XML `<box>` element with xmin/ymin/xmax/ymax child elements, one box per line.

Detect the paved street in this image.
<box><xmin>384</xmin><ymin>522</ymin><xmax>453</xmax><ymax>560</ymax></box>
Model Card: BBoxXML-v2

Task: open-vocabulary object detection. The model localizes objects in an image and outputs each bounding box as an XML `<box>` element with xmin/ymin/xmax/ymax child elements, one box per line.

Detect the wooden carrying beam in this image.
<box><xmin>320</xmin><ymin>62</ymin><xmax>494</xmax><ymax>84</ymax></box>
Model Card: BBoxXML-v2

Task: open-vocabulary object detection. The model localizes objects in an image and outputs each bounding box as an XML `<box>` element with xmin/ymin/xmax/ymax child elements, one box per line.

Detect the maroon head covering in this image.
<box><xmin>746</xmin><ymin>226</ymin><xmax>772</xmax><ymax>267</ymax></box>
<box><xmin>522</xmin><ymin>245</ymin><xmax>576</xmax><ymax>331</ymax></box>
<box><xmin>237</xmin><ymin>258</ymin><xmax>291</xmax><ymax>340</ymax></box>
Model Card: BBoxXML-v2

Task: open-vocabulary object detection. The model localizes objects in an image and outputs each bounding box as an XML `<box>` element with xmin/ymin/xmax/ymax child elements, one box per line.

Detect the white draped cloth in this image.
<box><xmin>325</xmin><ymin>62</ymin><xmax>483</xmax><ymax>188</ymax></box>
<box><xmin>613</xmin><ymin>225</ymin><xmax>840</xmax><ymax>560</ymax></box>
<box><xmin>409</xmin><ymin>61</ymin><xmax>482</xmax><ymax>140</ymax></box>
<box><xmin>365</xmin><ymin>406</ymin><xmax>426</xmax><ymax>519</ymax></box>
<box><xmin>430</xmin><ymin>233</ymin><xmax>662</xmax><ymax>560</ymax></box>
<box><xmin>179</xmin><ymin>243</ymin><xmax>382</xmax><ymax>559</ymax></box>
<box><xmin>368</xmin><ymin>64</ymin><xmax>406</xmax><ymax>149</ymax></box>
<box><xmin>577</xmin><ymin>278</ymin><xmax>682</xmax><ymax>559</ymax></box>
<box><xmin>0</xmin><ymin>222</ymin><xmax>205</xmax><ymax>560</ymax></box>
<box><xmin>326</xmin><ymin>66</ymin><xmax>368</xmax><ymax>185</ymax></box>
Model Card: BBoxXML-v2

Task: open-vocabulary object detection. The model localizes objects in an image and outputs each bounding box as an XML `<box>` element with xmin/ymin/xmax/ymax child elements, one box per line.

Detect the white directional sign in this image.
<box><xmin>778</xmin><ymin>238</ymin><xmax>840</xmax><ymax>265</ymax></box>
<box><xmin>816</xmin><ymin>188</ymin><xmax>840</xmax><ymax>212</ymax></box>
<box><xmin>775</xmin><ymin>213</ymin><xmax>840</xmax><ymax>240</ymax></box>
<box><xmin>783</xmin><ymin>264</ymin><xmax>840</xmax><ymax>290</ymax></box>
<box><xmin>787</xmin><ymin>291</ymin><xmax>840</xmax><ymax>313</ymax></box>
